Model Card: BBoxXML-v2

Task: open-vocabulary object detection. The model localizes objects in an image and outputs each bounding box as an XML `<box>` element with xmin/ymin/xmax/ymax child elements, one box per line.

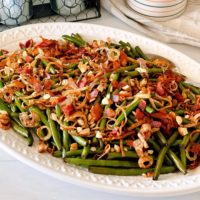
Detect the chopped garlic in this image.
<box><xmin>102</xmin><ymin>93</ymin><xmax>110</xmax><ymax>105</ymax></box>
<box><xmin>178</xmin><ymin>127</ymin><xmax>188</xmax><ymax>136</ymax></box>
<box><xmin>176</xmin><ymin>116</ymin><xmax>183</xmax><ymax>125</ymax></box>
<box><xmin>114</xmin><ymin>144</ymin><xmax>120</xmax><ymax>153</ymax></box>
<box><xmin>95</xmin><ymin>131</ymin><xmax>102</xmax><ymax>139</ymax></box>
<box><xmin>90</xmin><ymin>147</ymin><xmax>96</xmax><ymax>152</ymax></box>
<box><xmin>78</xmin><ymin>62</ymin><xmax>88</xmax><ymax>73</ymax></box>
<box><xmin>22</xmin><ymin>50</ymin><xmax>27</xmax><ymax>58</ymax></box>
<box><xmin>135</xmin><ymin>91</ymin><xmax>150</xmax><ymax>99</ymax></box>
<box><xmin>77</xmin><ymin>118</ymin><xmax>84</xmax><ymax>126</ymax></box>
<box><xmin>77</xmin><ymin>127</ymin><xmax>83</xmax><ymax>133</ymax></box>
<box><xmin>140</xmin><ymin>78</ymin><xmax>147</xmax><ymax>87</ymax></box>
<box><xmin>62</xmin><ymin>79</ymin><xmax>68</xmax><ymax>85</ymax></box>
<box><xmin>135</xmin><ymin>67</ymin><xmax>147</xmax><ymax>74</ymax></box>
<box><xmin>122</xmin><ymin>85</ymin><xmax>130</xmax><ymax>91</ymax></box>
<box><xmin>43</xmin><ymin>94</ymin><xmax>50</xmax><ymax>100</ymax></box>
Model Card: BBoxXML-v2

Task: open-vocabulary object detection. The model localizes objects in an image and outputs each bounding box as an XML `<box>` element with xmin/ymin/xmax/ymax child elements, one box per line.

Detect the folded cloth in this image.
<box><xmin>102</xmin><ymin>0</ymin><xmax>200</xmax><ymax>47</ymax></box>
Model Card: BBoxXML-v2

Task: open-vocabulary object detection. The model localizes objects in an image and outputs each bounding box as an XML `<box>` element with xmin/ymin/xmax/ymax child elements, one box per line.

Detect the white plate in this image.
<box><xmin>0</xmin><ymin>22</ymin><xmax>200</xmax><ymax>197</ymax></box>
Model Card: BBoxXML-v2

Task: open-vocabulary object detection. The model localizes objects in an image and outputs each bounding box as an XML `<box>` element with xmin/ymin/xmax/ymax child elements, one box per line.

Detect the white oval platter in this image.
<box><xmin>0</xmin><ymin>22</ymin><xmax>200</xmax><ymax>197</ymax></box>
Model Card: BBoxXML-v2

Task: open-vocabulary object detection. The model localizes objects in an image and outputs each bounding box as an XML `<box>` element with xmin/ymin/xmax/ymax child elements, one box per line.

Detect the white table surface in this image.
<box><xmin>0</xmin><ymin>8</ymin><xmax>200</xmax><ymax>200</ymax></box>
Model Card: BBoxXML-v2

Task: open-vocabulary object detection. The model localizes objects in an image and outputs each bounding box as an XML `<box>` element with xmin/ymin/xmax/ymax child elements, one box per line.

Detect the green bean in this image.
<box><xmin>116</xmin><ymin>65</ymin><xmax>137</xmax><ymax>73</ymax></box>
<box><xmin>135</xmin><ymin>46</ymin><xmax>149</xmax><ymax>60</ymax></box>
<box><xmin>14</xmin><ymin>97</ymin><xmax>25</xmax><ymax>112</ymax></box>
<box><xmin>174</xmin><ymin>110</ymin><xmax>185</xmax><ymax>115</ymax></box>
<box><xmin>0</xmin><ymin>99</ymin><xmax>12</xmax><ymax>115</ymax></box>
<box><xmin>145</xmin><ymin>105</ymin><xmax>154</xmax><ymax>114</ymax></box>
<box><xmin>107</xmin><ymin>151</ymin><xmax>138</xmax><ymax>159</ymax></box>
<box><xmin>124</xmin><ymin>68</ymin><xmax>162</xmax><ymax>77</ymax></box>
<box><xmin>63</xmin><ymin>121</ymin><xmax>70</xmax><ymax>151</ymax></box>
<box><xmin>55</xmin><ymin>104</ymin><xmax>62</xmax><ymax>118</ymax></box>
<box><xmin>41</xmin><ymin>60</ymin><xmax>56</xmax><ymax>74</ymax></box>
<box><xmin>156</xmin><ymin>131</ymin><xmax>187</xmax><ymax>177</ymax></box>
<box><xmin>168</xmin><ymin>149</ymin><xmax>186</xmax><ymax>174</ymax></box>
<box><xmin>15</xmin><ymin>91</ymin><xmax>23</xmax><ymax>97</ymax></box>
<box><xmin>89</xmin><ymin>166</ymin><xmax>176</xmax><ymax>176</ymax></box>
<box><xmin>65</xmin><ymin>63</ymin><xmax>78</xmax><ymax>70</ymax></box>
<box><xmin>27</xmin><ymin>132</ymin><xmax>34</xmax><ymax>146</ymax></box>
<box><xmin>181</xmin><ymin>134</ymin><xmax>190</xmax><ymax>148</ymax></box>
<box><xmin>182</xmin><ymin>118</ymin><xmax>190</xmax><ymax>124</ymax></box>
<box><xmin>171</xmin><ymin>139</ymin><xmax>182</xmax><ymax>147</ymax></box>
<box><xmin>65</xmin><ymin>149</ymin><xmax>103</xmax><ymax>158</ymax></box>
<box><xmin>62</xmin><ymin>35</ymin><xmax>86</xmax><ymax>47</ymax></box>
<box><xmin>156</xmin><ymin>131</ymin><xmax>167</xmax><ymax>145</ymax></box>
<box><xmin>47</xmin><ymin>108</ymin><xmax>62</xmax><ymax>150</ymax></box>
<box><xmin>153</xmin><ymin>131</ymin><xmax>179</xmax><ymax>180</ymax></box>
<box><xmin>53</xmin><ymin>150</ymin><xmax>62</xmax><ymax>158</ymax></box>
<box><xmin>81</xmin><ymin>145</ymin><xmax>90</xmax><ymax>159</ymax></box>
<box><xmin>148</xmin><ymin>138</ymin><xmax>172</xmax><ymax>165</ymax></box>
<box><xmin>71</xmin><ymin>135</ymin><xmax>87</xmax><ymax>146</ymax></box>
<box><xmin>11</xmin><ymin>120</ymin><xmax>29</xmax><ymax>138</ymax></box>
<box><xmin>181</xmin><ymin>81</ymin><xmax>200</xmax><ymax>95</ymax></box>
<box><xmin>115</xmin><ymin>98</ymin><xmax>140</xmax><ymax>127</ymax></box>
<box><xmin>10</xmin><ymin>104</ymin><xmax>17</xmax><ymax>113</ymax></box>
<box><xmin>0</xmin><ymin>81</ymin><xmax>4</xmax><ymax>88</ymax></box>
<box><xmin>65</xmin><ymin>158</ymin><xmax>139</xmax><ymax>168</ymax></box>
<box><xmin>29</xmin><ymin>106</ymin><xmax>49</xmax><ymax>127</ymax></box>
<box><xmin>180</xmin><ymin>145</ymin><xmax>187</xmax><ymax>168</ymax></box>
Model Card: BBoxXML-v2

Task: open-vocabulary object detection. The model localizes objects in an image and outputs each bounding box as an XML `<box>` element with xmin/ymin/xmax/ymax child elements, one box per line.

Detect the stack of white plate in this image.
<box><xmin>126</xmin><ymin>0</ymin><xmax>188</xmax><ymax>22</ymax></box>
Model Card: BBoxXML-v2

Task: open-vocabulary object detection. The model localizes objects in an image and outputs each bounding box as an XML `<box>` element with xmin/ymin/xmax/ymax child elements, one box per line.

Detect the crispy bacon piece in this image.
<box><xmin>90</xmin><ymin>103</ymin><xmax>103</xmax><ymax>121</ymax></box>
<box><xmin>62</xmin><ymin>104</ymin><xmax>74</xmax><ymax>116</ymax></box>
<box><xmin>119</xmin><ymin>51</ymin><xmax>128</xmax><ymax>66</ymax></box>
<box><xmin>135</xmin><ymin>108</ymin><xmax>145</xmax><ymax>121</ymax></box>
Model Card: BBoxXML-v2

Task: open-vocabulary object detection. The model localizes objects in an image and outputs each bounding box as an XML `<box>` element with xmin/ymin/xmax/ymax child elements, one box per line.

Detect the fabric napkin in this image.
<box><xmin>102</xmin><ymin>0</ymin><xmax>200</xmax><ymax>47</ymax></box>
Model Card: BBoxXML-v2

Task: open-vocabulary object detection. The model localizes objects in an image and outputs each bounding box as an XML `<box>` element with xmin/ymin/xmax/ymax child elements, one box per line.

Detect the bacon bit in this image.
<box><xmin>151</xmin><ymin>120</ymin><xmax>162</xmax><ymax>128</ymax></box>
<box><xmin>189</xmin><ymin>144</ymin><xmax>200</xmax><ymax>155</ymax></box>
<box><xmin>119</xmin><ymin>91</ymin><xmax>132</xmax><ymax>98</ymax></box>
<box><xmin>78</xmin><ymin>77</ymin><xmax>87</xmax><ymax>88</ymax></box>
<box><xmin>12</xmin><ymin>80</ymin><xmax>25</xmax><ymax>89</ymax></box>
<box><xmin>62</xmin><ymin>104</ymin><xmax>74</xmax><ymax>116</ymax></box>
<box><xmin>118</xmin><ymin>81</ymin><xmax>128</xmax><ymax>89</ymax></box>
<box><xmin>37</xmin><ymin>141</ymin><xmax>48</xmax><ymax>153</ymax></box>
<box><xmin>44</xmin><ymin>80</ymin><xmax>54</xmax><ymax>90</ymax></box>
<box><xmin>111</xmin><ymin>80</ymin><xmax>119</xmax><ymax>88</ymax></box>
<box><xmin>25</xmin><ymin>39</ymin><xmax>34</xmax><ymax>48</ymax></box>
<box><xmin>151</xmin><ymin>111</ymin><xmax>177</xmax><ymax>133</ymax></box>
<box><xmin>119</xmin><ymin>51</ymin><xmax>128</xmax><ymax>66</ymax></box>
<box><xmin>36</xmin><ymin>37</ymin><xmax>56</xmax><ymax>48</ymax></box>
<box><xmin>156</xmin><ymin>82</ymin><xmax>165</xmax><ymax>96</ymax></box>
<box><xmin>23</xmin><ymin>67</ymin><xmax>33</xmax><ymax>75</ymax></box>
<box><xmin>51</xmin><ymin>96</ymin><xmax>66</xmax><ymax>106</ymax></box>
<box><xmin>135</xmin><ymin>108</ymin><xmax>145</xmax><ymax>121</ymax></box>
<box><xmin>28</xmin><ymin>77</ymin><xmax>42</xmax><ymax>92</ymax></box>
<box><xmin>19</xmin><ymin>39</ymin><xmax>34</xmax><ymax>49</ymax></box>
<box><xmin>90</xmin><ymin>89</ymin><xmax>98</xmax><ymax>101</ymax></box>
<box><xmin>139</xmin><ymin>100</ymin><xmax>146</xmax><ymax>111</ymax></box>
<box><xmin>90</xmin><ymin>103</ymin><xmax>103</xmax><ymax>121</ymax></box>
<box><xmin>174</xmin><ymin>92</ymin><xmax>185</xmax><ymax>102</ymax></box>
<box><xmin>112</xmin><ymin>94</ymin><xmax>120</xmax><ymax>103</ymax></box>
<box><xmin>25</xmin><ymin>55</ymin><xmax>33</xmax><ymax>62</ymax></box>
<box><xmin>113</xmin><ymin>60</ymin><xmax>120</xmax><ymax>69</ymax></box>
<box><xmin>19</xmin><ymin>42</ymin><xmax>25</xmax><ymax>49</ymax></box>
<box><xmin>105</xmin><ymin>108</ymin><xmax>115</xmax><ymax>118</ymax></box>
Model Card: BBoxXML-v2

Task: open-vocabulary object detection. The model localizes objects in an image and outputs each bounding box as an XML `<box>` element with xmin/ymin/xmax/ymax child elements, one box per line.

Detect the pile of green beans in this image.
<box><xmin>0</xmin><ymin>34</ymin><xmax>200</xmax><ymax>180</ymax></box>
